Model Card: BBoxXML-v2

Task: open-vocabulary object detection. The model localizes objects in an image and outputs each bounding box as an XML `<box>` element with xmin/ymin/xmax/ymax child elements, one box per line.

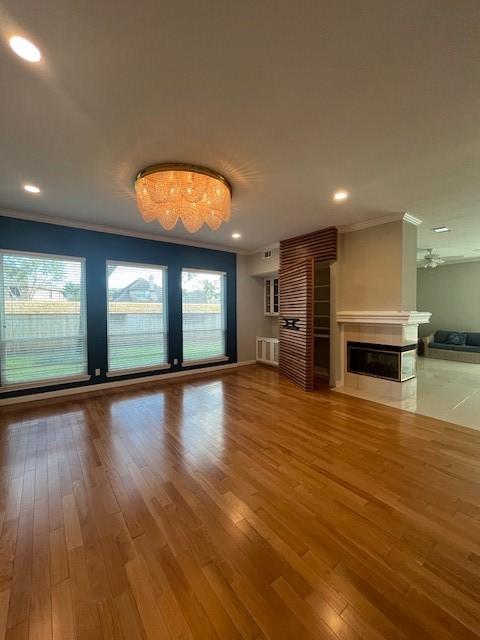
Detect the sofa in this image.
<box><xmin>423</xmin><ymin>330</ymin><xmax>480</xmax><ymax>364</ymax></box>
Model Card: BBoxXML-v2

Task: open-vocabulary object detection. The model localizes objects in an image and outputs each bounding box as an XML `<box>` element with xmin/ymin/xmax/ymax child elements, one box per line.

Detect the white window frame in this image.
<box><xmin>181</xmin><ymin>267</ymin><xmax>228</xmax><ymax>367</ymax></box>
<box><xmin>0</xmin><ymin>249</ymin><xmax>89</xmax><ymax>391</ymax></box>
<box><xmin>106</xmin><ymin>259</ymin><xmax>170</xmax><ymax>377</ymax></box>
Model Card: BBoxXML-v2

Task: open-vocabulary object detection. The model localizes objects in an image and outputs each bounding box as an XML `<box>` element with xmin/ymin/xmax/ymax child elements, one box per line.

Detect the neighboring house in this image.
<box><xmin>7</xmin><ymin>285</ymin><xmax>66</xmax><ymax>301</ymax></box>
<box><xmin>33</xmin><ymin>287</ymin><xmax>66</xmax><ymax>301</ymax></box>
<box><xmin>112</xmin><ymin>277</ymin><xmax>163</xmax><ymax>302</ymax></box>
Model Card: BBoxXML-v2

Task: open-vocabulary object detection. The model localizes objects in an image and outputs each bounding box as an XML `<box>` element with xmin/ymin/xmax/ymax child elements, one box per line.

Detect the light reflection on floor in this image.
<box><xmin>180</xmin><ymin>380</ymin><xmax>226</xmax><ymax>464</ymax></box>
<box><xmin>104</xmin><ymin>379</ymin><xmax>227</xmax><ymax>466</ymax></box>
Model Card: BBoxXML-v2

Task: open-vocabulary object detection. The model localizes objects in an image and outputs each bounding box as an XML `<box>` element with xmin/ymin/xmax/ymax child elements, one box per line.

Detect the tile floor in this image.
<box><xmin>335</xmin><ymin>356</ymin><xmax>480</xmax><ymax>431</ymax></box>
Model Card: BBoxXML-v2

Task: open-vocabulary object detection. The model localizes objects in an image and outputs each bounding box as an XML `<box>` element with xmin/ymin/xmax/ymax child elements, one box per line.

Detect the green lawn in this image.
<box><xmin>4</xmin><ymin>354</ymin><xmax>85</xmax><ymax>384</ymax></box>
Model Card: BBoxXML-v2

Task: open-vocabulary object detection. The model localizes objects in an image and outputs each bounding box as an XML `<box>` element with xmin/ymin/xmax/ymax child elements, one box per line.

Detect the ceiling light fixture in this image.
<box><xmin>23</xmin><ymin>184</ymin><xmax>40</xmax><ymax>194</ymax></box>
<box><xmin>432</xmin><ymin>226</ymin><xmax>450</xmax><ymax>233</ymax></box>
<box><xmin>9</xmin><ymin>36</ymin><xmax>41</xmax><ymax>62</ymax></box>
<box><xmin>135</xmin><ymin>163</ymin><xmax>231</xmax><ymax>233</ymax></box>
<box><xmin>231</xmin><ymin>232</ymin><xmax>241</xmax><ymax>239</ymax></box>
<box><xmin>422</xmin><ymin>248</ymin><xmax>445</xmax><ymax>269</ymax></box>
<box><xmin>333</xmin><ymin>190</ymin><xmax>349</xmax><ymax>202</ymax></box>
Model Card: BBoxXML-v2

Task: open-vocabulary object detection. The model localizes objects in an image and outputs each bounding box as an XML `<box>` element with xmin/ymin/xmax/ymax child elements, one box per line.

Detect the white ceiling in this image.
<box><xmin>1</xmin><ymin>1</ymin><xmax>480</xmax><ymax>253</ymax></box>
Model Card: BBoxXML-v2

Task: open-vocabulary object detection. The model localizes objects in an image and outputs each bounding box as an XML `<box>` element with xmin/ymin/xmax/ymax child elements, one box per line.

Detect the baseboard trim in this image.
<box><xmin>0</xmin><ymin>361</ymin><xmax>257</xmax><ymax>407</ymax></box>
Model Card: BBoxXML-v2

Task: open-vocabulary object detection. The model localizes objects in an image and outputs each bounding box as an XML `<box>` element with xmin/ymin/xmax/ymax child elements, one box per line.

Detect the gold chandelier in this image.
<box><xmin>135</xmin><ymin>163</ymin><xmax>232</xmax><ymax>233</ymax></box>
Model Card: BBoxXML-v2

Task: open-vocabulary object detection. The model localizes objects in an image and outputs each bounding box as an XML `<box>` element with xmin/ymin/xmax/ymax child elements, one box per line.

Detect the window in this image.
<box><xmin>107</xmin><ymin>261</ymin><xmax>168</xmax><ymax>373</ymax></box>
<box><xmin>182</xmin><ymin>269</ymin><xmax>226</xmax><ymax>364</ymax></box>
<box><xmin>0</xmin><ymin>251</ymin><xmax>87</xmax><ymax>387</ymax></box>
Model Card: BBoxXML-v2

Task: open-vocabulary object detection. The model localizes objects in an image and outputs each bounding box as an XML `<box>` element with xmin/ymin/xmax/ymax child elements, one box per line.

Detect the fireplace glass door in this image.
<box><xmin>347</xmin><ymin>342</ymin><xmax>416</xmax><ymax>382</ymax></box>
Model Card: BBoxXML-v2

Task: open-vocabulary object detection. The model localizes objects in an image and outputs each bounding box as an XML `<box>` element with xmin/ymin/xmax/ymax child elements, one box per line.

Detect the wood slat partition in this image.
<box><xmin>279</xmin><ymin>227</ymin><xmax>337</xmax><ymax>390</ymax></box>
<box><xmin>280</xmin><ymin>226</ymin><xmax>338</xmax><ymax>269</ymax></box>
<box><xmin>279</xmin><ymin>259</ymin><xmax>314</xmax><ymax>390</ymax></box>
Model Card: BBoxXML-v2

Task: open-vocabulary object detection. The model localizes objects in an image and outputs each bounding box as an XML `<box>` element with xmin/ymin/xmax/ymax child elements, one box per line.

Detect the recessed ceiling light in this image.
<box><xmin>432</xmin><ymin>226</ymin><xmax>450</xmax><ymax>233</ymax></box>
<box><xmin>9</xmin><ymin>36</ymin><xmax>42</xmax><ymax>63</ymax></box>
<box><xmin>333</xmin><ymin>190</ymin><xmax>349</xmax><ymax>202</ymax></box>
<box><xmin>231</xmin><ymin>232</ymin><xmax>241</xmax><ymax>239</ymax></box>
<box><xmin>23</xmin><ymin>184</ymin><xmax>40</xmax><ymax>194</ymax></box>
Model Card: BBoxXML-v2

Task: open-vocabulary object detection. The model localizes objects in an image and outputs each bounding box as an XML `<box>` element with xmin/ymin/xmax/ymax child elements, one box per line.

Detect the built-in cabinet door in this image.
<box><xmin>264</xmin><ymin>278</ymin><xmax>271</xmax><ymax>314</ymax></box>
<box><xmin>264</xmin><ymin>277</ymin><xmax>279</xmax><ymax>316</ymax></box>
<box><xmin>278</xmin><ymin>258</ymin><xmax>314</xmax><ymax>391</ymax></box>
<box><xmin>273</xmin><ymin>277</ymin><xmax>279</xmax><ymax>314</ymax></box>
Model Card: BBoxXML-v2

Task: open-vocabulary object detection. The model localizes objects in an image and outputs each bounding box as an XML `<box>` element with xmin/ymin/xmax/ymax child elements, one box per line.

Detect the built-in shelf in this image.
<box><xmin>314</xmin><ymin>262</ymin><xmax>331</xmax><ymax>383</ymax></box>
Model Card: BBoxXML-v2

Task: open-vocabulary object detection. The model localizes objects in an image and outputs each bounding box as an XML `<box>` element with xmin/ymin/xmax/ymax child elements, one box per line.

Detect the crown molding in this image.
<box><xmin>338</xmin><ymin>213</ymin><xmax>400</xmax><ymax>233</ymax></box>
<box><xmin>0</xmin><ymin>207</ymin><xmax>245</xmax><ymax>254</ymax></box>
<box><xmin>336</xmin><ymin>310</ymin><xmax>431</xmax><ymax>325</ymax></box>
<box><xmin>338</xmin><ymin>212</ymin><xmax>422</xmax><ymax>233</ymax></box>
<box><xmin>403</xmin><ymin>212</ymin><xmax>422</xmax><ymax>226</ymax></box>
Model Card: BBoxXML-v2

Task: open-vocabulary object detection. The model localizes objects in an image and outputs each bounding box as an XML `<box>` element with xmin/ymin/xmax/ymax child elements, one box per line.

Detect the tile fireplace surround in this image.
<box><xmin>336</xmin><ymin>311</ymin><xmax>431</xmax><ymax>400</ymax></box>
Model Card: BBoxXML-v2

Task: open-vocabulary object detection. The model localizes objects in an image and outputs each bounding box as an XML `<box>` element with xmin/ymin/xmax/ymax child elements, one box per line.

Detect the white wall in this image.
<box><xmin>264</xmin><ymin>316</ymin><xmax>279</xmax><ymax>338</ymax></box>
<box><xmin>338</xmin><ymin>220</ymin><xmax>417</xmax><ymax>311</ymax></box>
<box><xmin>247</xmin><ymin>247</ymin><xmax>280</xmax><ymax>276</ymax></box>
<box><xmin>339</xmin><ymin>221</ymin><xmax>402</xmax><ymax>310</ymax></box>
<box><xmin>236</xmin><ymin>254</ymin><xmax>274</xmax><ymax>361</ymax></box>
<box><xmin>417</xmin><ymin>260</ymin><xmax>480</xmax><ymax>337</ymax></box>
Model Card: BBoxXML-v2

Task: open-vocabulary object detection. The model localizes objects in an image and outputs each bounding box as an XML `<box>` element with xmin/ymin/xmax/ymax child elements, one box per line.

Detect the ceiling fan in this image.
<box><xmin>421</xmin><ymin>248</ymin><xmax>445</xmax><ymax>268</ymax></box>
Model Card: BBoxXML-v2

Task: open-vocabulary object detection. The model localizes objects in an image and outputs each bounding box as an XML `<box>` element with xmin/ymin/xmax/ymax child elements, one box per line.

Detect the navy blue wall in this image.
<box><xmin>0</xmin><ymin>215</ymin><xmax>237</xmax><ymax>398</ymax></box>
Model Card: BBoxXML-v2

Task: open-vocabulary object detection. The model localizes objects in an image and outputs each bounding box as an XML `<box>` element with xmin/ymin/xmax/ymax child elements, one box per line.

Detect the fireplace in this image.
<box><xmin>347</xmin><ymin>341</ymin><xmax>416</xmax><ymax>382</ymax></box>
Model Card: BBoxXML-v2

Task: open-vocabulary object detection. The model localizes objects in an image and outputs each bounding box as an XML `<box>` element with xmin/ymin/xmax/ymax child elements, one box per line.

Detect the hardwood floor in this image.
<box><xmin>0</xmin><ymin>364</ymin><xmax>480</xmax><ymax>639</ymax></box>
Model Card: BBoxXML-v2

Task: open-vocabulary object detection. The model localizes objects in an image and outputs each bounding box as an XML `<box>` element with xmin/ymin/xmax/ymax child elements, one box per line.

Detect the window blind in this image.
<box><xmin>182</xmin><ymin>269</ymin><xmax>226</xmax><ymax>363</ymax></box>
<box><xmin>0</xmin><ymin>251</ymin><xmax>87</xmax><ymax>387</ymax></box>
<box><xmin>107</xmin><ymin>262</ymin><xmax>168</xmax><ymax>373</ymax></box>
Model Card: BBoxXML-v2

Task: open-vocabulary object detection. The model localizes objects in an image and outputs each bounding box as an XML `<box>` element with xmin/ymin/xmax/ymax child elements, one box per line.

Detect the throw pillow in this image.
<box><xmin>445</xmin><ymin>332</ymin><xmax>467</xmax><ymax>346</ymax></box>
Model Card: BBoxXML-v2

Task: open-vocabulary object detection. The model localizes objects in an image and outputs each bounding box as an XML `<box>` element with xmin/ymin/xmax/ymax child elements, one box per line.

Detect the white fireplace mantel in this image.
<box><xmin>336</xmin><ymin>311</ymin><xmax>431</xmax><ymax>326</ymax></box>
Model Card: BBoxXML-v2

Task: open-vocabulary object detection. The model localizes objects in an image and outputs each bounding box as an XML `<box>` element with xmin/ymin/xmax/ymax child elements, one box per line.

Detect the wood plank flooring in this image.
<box><xmin>0</xmin><ymin>364</ymin><xmax>480</xmax><ymax>639</ymax></box>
